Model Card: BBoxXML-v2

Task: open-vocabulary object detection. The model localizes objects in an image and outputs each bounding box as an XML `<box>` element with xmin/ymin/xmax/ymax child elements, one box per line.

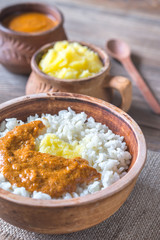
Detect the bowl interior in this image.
<box><xmin>0</xmin><ymin>3</ymin><xmax>62</xmax><ymax>34</ymax></box>
<box><xmin>0</xmin><ymin>93</ymin><xmax>138</xmax><ymax>170</ymax></box>
<box><xmin>32</xmin><ymin>40</ymin><xmax>110</xmax><ymax>83</ymax></box>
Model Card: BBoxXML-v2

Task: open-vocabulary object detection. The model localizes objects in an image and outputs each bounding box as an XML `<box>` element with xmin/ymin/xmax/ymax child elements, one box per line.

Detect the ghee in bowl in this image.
<box><xmin>3</xmin><ymin>12</ymin><xmax>58</xmax><ymax>34</ymax></box>
<box><xmin>39</xmin><ymin>41</ymin><xmax>103</xmax><ymax>79</ymax></box>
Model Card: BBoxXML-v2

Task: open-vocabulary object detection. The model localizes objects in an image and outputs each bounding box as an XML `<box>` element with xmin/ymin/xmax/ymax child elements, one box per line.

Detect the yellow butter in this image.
<box><xmin>39</xmin><ymin>41</ymin><xmax>103</xmax><ymax>79</ymax></box>
<box><xmin>39</xmin><ymin>134</ymin><xmax>82</xmax><ymax>159</ymax></box>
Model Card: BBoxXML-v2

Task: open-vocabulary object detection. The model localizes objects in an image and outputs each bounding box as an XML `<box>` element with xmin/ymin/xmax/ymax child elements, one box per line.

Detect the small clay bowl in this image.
<box><xmin>26</xmin><ymin>41</ymin><xmax>132</xmax><ymax>112</ymax></box>
<box><xmin>0</xmin><ymin>92</ymin><xmax>146</xmax><ymax>234</ymax></box>
<box><xmin>0</xmin><ymin>3</ymin><xmax>67</xmax><ymax>74</ymax></box>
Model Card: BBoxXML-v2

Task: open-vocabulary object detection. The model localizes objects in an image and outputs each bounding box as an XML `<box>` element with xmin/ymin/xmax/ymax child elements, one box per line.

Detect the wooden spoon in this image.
<box><xmin>106</xmin><ymin>39</ymin><xmax>160</xmax><ymax>114</ymax></box>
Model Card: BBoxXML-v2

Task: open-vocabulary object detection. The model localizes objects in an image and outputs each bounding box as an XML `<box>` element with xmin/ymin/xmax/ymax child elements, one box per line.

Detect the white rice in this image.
<box><xmin>0</xmin><ymin>107</ymin><xmax>131</xmax><ymax>200</ymax></box>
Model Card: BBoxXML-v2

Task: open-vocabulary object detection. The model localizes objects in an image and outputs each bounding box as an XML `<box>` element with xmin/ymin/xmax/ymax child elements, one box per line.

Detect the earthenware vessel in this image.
<box><xmin>0</xmin><ymin>3</ymin><xmax>67</xmax><ymax>74</ymax></box>
<box><xmin>26</xmin><ymin>41</ymin><xmax>132</xmax><ymax>112</ymax></box>
<box><xmin>0</xmin><ymin>92</ymin><xmax>146</xmax><ymax>234</ymax></box>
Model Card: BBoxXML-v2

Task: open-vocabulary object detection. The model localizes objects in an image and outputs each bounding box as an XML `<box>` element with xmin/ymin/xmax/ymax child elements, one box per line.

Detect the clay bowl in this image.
<box><xmin>0</xmin><ymin>92</ymin><xmax>146</xmax><ymax>234</ymax></box>
<box><xmin>26</xmin><ymin>41</ymin><xmax>132</xmax><ymax>112</ymax></box>
<box><xmin>0</xmin><ymin>3</ymin><xmax>67</xmax><ymax>74</ymax></box>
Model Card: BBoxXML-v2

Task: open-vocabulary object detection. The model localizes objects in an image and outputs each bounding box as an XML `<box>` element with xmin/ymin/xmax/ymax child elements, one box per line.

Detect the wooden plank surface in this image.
<box><xmin>0</xmin><ymin>0</ymin><xmax>160</xmax><ymax>151</ymax></box>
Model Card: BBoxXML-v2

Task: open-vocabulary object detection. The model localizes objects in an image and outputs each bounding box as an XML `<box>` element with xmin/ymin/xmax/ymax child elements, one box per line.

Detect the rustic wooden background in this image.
<box><xmin>0</xmin><ymin>0</ymin><xmax>160</xmax><ymax>151</ymax></box>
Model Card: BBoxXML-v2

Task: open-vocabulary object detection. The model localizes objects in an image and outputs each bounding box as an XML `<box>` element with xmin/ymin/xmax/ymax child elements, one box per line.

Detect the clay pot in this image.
<box><xmin>0</xmin><ymin>3</ymin><xmax>67</xmax><ymax>74</ymax></box>
<box><xmin>0</xmin><ymin>92</ymin><xmax>146</xmax><ymax>234</ymax></box>
<box><xmin>26</xmin><ymin>41</ymin><xmax>132</xmax><ymax>112</ymax></box>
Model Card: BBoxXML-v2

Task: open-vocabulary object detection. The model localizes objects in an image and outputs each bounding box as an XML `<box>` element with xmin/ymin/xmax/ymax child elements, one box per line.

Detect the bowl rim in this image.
<box><xmin>0</xmin><ymin>2</ymin><xmax>64</xmax><ymax>37</ymax></box>
<box><xmin>31</xmin><ymin>40</ymin><xmax>110</xmax><ymax>83</ymax></box>
<box><xmin>0</xmin><ymin>92</ymin><xmax>147</xmax><ymax>207</ymax></box>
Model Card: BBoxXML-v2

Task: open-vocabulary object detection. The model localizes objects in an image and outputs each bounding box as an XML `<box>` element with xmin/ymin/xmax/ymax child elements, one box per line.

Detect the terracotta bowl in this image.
<box><xmin>26</xmin><ymin>41</ymin><xmax>132</xmax><ymax>112</ymax></box>
<box><xmin>0</xmin><ymin>92</ymin><xmax>146</xmax><ymax>234</ymax></box>
<box><xmin>0</xmin><ymin>3</ymin><xmax>67</xmax><ymax>74</ymax></box>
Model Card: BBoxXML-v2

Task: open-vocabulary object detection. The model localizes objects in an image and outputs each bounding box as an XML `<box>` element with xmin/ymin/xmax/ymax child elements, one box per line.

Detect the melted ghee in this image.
<box><xmin>39</xmin><ymin>134</ymin><xmax>82</xmax><ymax>159</ymax></box>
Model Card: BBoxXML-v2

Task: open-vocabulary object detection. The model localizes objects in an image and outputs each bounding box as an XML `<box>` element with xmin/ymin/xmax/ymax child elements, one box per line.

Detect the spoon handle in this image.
<box><xmin>122</xmin><ymin>57</ymin><xmax>160</xmax><ymax>114</ymax></box>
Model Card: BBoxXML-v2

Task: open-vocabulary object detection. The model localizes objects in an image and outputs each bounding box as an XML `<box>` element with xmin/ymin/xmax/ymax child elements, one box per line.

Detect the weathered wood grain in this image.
<box><xmin>0</xmin><ymin>0</ymin><xmax>160</xmax><ymax>151</ymax></box>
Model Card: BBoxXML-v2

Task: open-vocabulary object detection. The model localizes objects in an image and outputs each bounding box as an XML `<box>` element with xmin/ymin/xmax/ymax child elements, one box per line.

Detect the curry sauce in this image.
<box><xmin>3</xmin><ymin>12</ymin><xmax>58</xmax><ymax>34</ymax></box>
<box><xmin>0</xmin><ymin>121</ymin><xmax>101</xmax><ymax>198</ymax></box>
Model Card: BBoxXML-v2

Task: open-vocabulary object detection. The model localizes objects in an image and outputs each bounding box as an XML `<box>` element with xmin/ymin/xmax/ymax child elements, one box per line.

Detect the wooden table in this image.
<box><xmin>0</xmin><ymin>0</ymin><xmax>160</xmax><ymax>151</ymax></box>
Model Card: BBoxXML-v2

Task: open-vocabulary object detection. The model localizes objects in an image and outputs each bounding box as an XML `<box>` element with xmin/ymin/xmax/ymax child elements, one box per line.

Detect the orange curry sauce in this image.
<box><xmin>0</xmin><ymin>121</ymin><xmax>101</xmax><ymax>198</ymax></box>
<box><xmin>3</xmin><ymin>12</ymin><xmax>58</xmax><ymax>34</ymax></box>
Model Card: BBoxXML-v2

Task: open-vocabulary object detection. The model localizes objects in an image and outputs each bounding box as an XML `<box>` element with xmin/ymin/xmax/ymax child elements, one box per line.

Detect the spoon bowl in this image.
<box><xmin>106</xmin><ymin>39</ymin><xmax>131</xmax><ymax>60</ymax></box>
